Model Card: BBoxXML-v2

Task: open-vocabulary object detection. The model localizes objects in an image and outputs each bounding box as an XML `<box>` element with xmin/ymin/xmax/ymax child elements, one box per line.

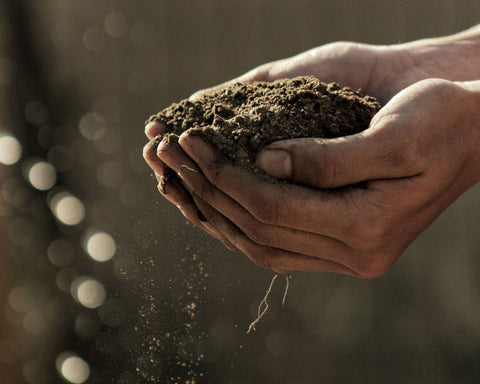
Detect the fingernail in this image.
<box><xmin>256</xmin><ymin>149</ymin><xmax>292</xmax><ymax>179</ymax></box>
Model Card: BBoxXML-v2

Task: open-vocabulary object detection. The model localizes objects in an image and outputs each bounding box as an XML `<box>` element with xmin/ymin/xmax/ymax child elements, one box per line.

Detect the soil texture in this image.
<box><xmin>147</xmin><ymin>76</ymin><xmax>381</xmax><ymax>178</ymax></box>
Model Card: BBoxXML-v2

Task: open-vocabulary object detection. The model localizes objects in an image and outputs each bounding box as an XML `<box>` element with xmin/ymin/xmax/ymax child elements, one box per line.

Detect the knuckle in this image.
<box><xmin>251</xmin><ymin>199</ymin><xmax>280</xmax><ymax>224</ymax></box>
<box><xmin>242</xmin><ymin>224</ymin><xmax>273</xmax><ymax>246</ymax></box>
<box><xmin>350</xmin><ymin>204</ymin><xmax>391</xmax><ymax>249</ymax></box>
<box><xmin>318</xmin><ymin>147</ymin><xmax>339</xmax><ymax>188</ymax></box>
<box><xmin>240</xmin><ymin>222</ymin><xmax>262</xmax><ymax>242</ymax></box>
<box><xmin>361</xmin><ymin>222</ymin><xmax>389</xmax><ymax>249</ymax></box>
<box><xmin>292</xmin><ymin>140</ymin><xmax>338</xmax><ymax>188</ymax></box>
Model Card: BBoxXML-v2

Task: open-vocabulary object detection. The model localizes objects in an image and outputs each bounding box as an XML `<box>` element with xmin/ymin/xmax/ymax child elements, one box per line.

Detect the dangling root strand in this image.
<box><xmin>247</xmin><ymin>273</ymin><xmax>292</xmax><ymax>334</ymax></box>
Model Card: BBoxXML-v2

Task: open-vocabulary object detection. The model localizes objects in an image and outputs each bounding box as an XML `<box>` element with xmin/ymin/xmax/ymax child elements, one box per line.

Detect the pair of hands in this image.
<box><xmin>144</xmin><ymin>41</ymin><xmax>480</xmax><ymax>277</ymax></box>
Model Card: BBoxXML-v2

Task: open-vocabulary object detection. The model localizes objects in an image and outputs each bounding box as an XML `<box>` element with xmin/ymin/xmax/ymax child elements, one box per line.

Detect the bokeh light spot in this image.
<box><xmin>48</xmin><ymin>238</ymin><xmax>76</xmax><ymax>267</ymax></box>
<box><xmin>71</xmin><ymin>276</ymin><xmax>106</xmax><ymax>309</ymax></box>
<box><xmin>23</xmin><ymin>310</ymin><xmax>48</xmax><ymax>336</ymax></box>
<box><xmin>85</xmin><ymin>231</ymin><xmax>116</xmax><ymax>262</ymax></box>
<box><xmin>79</xmin><ymin>112</ymin><xmax>107</xmax><ymax>141</ymax></box>
<box><xmin>50</xmin><ymin>192</ymin><xmax>85</xmax><ymax>226</ymax></box>
<box><xmin>57</xmin><ymin>354</ymin><xmax>90</xmax><ymax>384</ymax></box>
<box><xmin>28</xmin><ymin>161</ymin><xmax>57</xmax><ymax>190</ymax></box>
<box><xmin>23</xmin><ymin>360</ymin><xmax>47</xmax><ymax>384</ymax></box>
<box><xmin>0</xmin><ymin>135</ymin><xmax>22</xmax><ymax>165</ymax></box>
<box><xmin>8</xmin><ymin>286</ymin><xmax>35</xmax><ymax>313</ymax></box>
<box><xmin>104</xmin><ymin>12</ymin><xmax>129</xmax><ymax>37</ymax></box>
<box><xmin>25</xmin><ymin>100</ymin><xmax>48</xmax><ymax>125</ymax></box>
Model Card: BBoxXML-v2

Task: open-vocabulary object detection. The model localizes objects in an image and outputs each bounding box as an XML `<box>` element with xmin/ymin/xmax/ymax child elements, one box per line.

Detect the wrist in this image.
<box><xmin>455</xmin><ymin>80</ymin><xmax>480</xmax><ymax>185</ymax></box>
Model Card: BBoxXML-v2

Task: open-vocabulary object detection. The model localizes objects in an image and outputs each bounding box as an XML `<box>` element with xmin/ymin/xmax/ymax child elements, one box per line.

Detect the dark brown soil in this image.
<box><xmin>147</xmin><ymin>76</ymin><xmax>381</xmax><ymax>178</ymax></box>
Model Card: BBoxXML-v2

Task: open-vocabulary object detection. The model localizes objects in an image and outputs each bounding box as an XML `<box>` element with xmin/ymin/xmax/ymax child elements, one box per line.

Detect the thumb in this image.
<box><xmin>255</xmin><ymin>130</ymin><xmax>419</xmax><ymax>188</ymax></box>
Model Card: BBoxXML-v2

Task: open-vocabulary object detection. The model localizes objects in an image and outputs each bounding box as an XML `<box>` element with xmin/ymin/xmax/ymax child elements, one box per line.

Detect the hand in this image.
<box><xmin>144</xmin><ymin>41</ymin><xmax>435</xmax><ymax>236</ymax></box>
<box><xmin>144</xmin><ymin>28</ymin><xmax>480</xmax><ymax>275</ymax></box>
<box><xmin>144</xmin><ymin>41</ymin><xmax>395</xmax><ymax>252</ymax></box>
<box><xmin>153</xmin><ymin>79</ymin><xmax>480</xmax><ymax>277</ymax></box>
<box><xmin>145</xmin><ymin>33</ymin><xmax>479</xmax><ymax>209</ymax></box>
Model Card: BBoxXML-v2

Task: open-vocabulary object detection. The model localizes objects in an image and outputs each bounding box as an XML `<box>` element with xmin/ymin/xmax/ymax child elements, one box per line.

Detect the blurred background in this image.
<box><xmin>1</xmin><ymin>0</ymin><xmax>480</xmax><ymax>383</ymax></box>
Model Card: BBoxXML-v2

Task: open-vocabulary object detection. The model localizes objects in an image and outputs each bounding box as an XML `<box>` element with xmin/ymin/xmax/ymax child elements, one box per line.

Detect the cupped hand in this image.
<box><xmin>154</xmin><ymin>79</ymin><xmax>480</xmax><ymax>276</ymax></box>
<box><xmin>143</xmin><ymin>35</ymin><xmax>480</xmax><ymax>275</ymax></box>
<box><xmin>144</xmin><ymin>38</ymin><xmax>461</xmax><ymax>209</ymax></box>
<box><xmin>144</xmin><ymin>41</ymin><xmax>426</xmax><ymax>239</ymax></box>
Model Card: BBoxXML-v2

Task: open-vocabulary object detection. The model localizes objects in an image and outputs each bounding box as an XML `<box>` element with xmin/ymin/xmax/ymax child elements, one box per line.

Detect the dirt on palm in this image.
<box><xmin>146</xmin><ymin>76</ymin><xmax>381</xmax><ymax>178</ymax></box>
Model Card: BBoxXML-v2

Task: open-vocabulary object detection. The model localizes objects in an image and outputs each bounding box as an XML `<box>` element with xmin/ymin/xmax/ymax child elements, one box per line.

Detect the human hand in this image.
<box><xmin>144</xmin><ymin>27</ymin><xmax>480</xmax><ymax>274</ymax></box>
<box><xmin>143</xmin><ymin>40</ymin><xmax>429</xmax><ymax>233</ymax></box>
<box><xmin>144</xmin><ymin>41</ymin><xmax>389</xmax><ymax>251</ymax></box>
<box><xmin>152</xmin><ymin>79</ymin><xmax>480</xmax><ymax>277</ymax></box>
<box><xmin>145</xmin><ymin>29</ymin><xmax>480</xmax><ymax>206</ymax></box>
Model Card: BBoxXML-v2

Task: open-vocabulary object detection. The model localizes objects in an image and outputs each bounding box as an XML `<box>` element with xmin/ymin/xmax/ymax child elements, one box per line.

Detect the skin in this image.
<box><xmin>144</xmin><ymin>26</ymin><xmax>480</xmax><ymax>277</ymax></box>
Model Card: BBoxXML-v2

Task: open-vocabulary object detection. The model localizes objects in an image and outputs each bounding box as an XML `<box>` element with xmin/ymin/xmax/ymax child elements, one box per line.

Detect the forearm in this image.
<box><xmin>397</xmin><ymin>24</ymin><xmax>480</xmax><ymax>81</ymax></box>
<box><xmin>450</xmin><ymin>79</ymin><xmax>480</xmax><ymax>188</ymax></box>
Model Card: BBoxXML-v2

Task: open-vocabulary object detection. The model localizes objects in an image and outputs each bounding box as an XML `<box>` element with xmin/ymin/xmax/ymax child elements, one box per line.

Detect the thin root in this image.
<box><xmin>282</xmin><ymin>273</ymin><xmax>292</xmax><ymax>307</ymax></box>
<box><xmin>247</xmin><ymin>273</ymin><xmax>292</xmax><ymax>334</ymax></box>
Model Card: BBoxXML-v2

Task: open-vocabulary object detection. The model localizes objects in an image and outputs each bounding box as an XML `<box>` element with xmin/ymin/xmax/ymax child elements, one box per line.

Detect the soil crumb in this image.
<box><xmin>147</xmin><ymin>76</ymin><xmax>381</xmax><ymax>177</ymax></box>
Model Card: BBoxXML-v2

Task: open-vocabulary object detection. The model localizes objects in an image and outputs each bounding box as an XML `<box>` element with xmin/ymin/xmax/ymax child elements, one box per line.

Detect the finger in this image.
<box><xmin>144</xmin><ymin>133</ymin><xmax>219</xmax><ymax>237</ymax></box>
<box><xmin>191</xmin><ymin>192</ymin><xmax>358</xmax><ymax>276</ymax></box>
<box><xmin>170</xmin><ymin>176</ymin><xmax>241</xmax><ymax>253</ymax></box>
<box><xmin>255</xmin><ymin>120</ymin><xmax>423</xmax><ymax>189</ymax></box>
<box><xmin>143</xmin><ymin>136</ymin><xmax>167</xmax><ymax>176</ymax></box>
<box><xmin>160</xmin><ymin>170</ymin><xmax>239</xmax><ymax>252</ymax></box>
<box><xmin>178</xmin><ymin>133</ymin><xmax>370</xmax><ymax>240</ymax></box>
<box><xmin>155</xmin><ymin>134</ymin><xmax>239</xmax><ymax>251</ymax></box>
<box><xmin>176</xmin><ymin>133</ymin><xmax>416</xmax><ymax>277</ymax></box>
<box><xmin>165</xmin><ymin>141</ymin><xmax>366</xmax><ymax>271</ymax></box>
<box><xmin>145</xmin><ymin>121</ymin><xmax>167</xmax><ymax>140</ymax></box>
<box><xmin>157</xmin><ymin>170</ymin><xmax>190</xmax><ymax>208</ymax></box>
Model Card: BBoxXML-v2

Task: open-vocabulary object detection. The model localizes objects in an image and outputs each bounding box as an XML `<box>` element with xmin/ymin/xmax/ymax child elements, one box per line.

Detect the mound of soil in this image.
<box><xmin>147</xmin><ymin>76</ymin><xmax>381</xmax><ymax>178</ymax></box>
